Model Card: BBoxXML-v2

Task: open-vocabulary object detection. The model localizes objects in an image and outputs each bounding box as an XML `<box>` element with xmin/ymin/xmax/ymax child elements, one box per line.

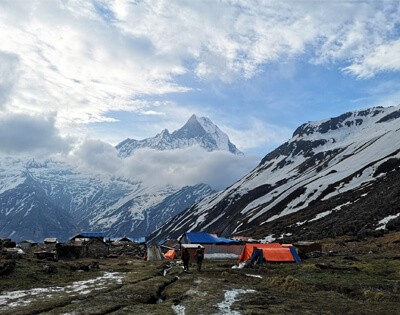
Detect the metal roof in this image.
<box><xmin>18</xmin><ymin>240</ymin><xmax>37</xmax><ymax>244</ymax></box>
<box><xmin>44</xmin><ymin>238</ymin><xmax>57</xmax><ymax>243</ymax></box>
<box><xmin>185</xmin><ymin>232</ymin><xmax>239</xmax><ymax>244</ymax></box>
<box><xmin>181</xmin><ymin>244</ymin><xmax>205</xmax><ymax>248</ymax></box>
<box><xmin>118</xmin><ymin>237</ymin><xmax>146</xmax><ymax>243</ymax></box>
<box><xmin>71</xmin><ymin>232</ymin><xmax>106</xmax><ymax>239</ymax></box>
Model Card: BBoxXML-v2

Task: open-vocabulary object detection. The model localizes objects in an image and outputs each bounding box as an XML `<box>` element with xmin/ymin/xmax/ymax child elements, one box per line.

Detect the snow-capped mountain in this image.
<box><xmin>116</xmin><ymin>114</ymin><xmax>242</xmax><ymax>157</ymax></box>
<box><xmin>0</xmin><ymin>114</ymin><xmax>241</xmax><ymax>242</ymax></box>
<box><xmin>89</xmin><ymin>183</ymin><xmax>214</xmax><ymax>238</ymax></box>
<box><xmin>149</xmin><ymin>105</ymin><xmax>400</xmax><ymax>243</ymax></box>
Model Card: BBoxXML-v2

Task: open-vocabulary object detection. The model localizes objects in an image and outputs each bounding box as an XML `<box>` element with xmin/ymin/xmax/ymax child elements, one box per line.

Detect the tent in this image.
<box><xmin>239</xmin><ymin>243</ymin><xmax>282</xmax><ymax>262</ymax></box>
<box><xmin>239</xmin><ymin>243</ymin><xmax>301</xmax><ymax>264</ymax></box>
<box><xmin>181</xmin><ymin>232</ymin><xmax>241</xmax><ymax>244</ymax></box>
<box><xmin>262</xmin><ymin>248</ymin><xmax>297</xmax><ymax>262</ymax></box>
<box><xmin>164</xmin><ymin>249</ymin><xmax>177</xmax><ymax>260</ymax></box>
<box><xmin>146</xmin><ymin>245</ymin><xmax>165</xmax><ymax>261</ymax></box>
<box><xmin>181</xmin><ymin>232</ymin><xmax>243</xmax><ymax>259</ymax></box>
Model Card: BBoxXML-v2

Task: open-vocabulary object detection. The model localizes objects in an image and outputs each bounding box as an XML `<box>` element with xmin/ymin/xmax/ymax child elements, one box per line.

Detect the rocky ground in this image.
<box><xmin>1</xmin><ymin>232</ymin><xmax>399</xmax><ymax>315</ymax></box>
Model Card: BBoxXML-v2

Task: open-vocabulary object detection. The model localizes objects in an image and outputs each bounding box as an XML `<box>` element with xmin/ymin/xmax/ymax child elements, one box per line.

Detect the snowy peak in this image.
<box><xmin>116</xmin><ymin>115</ymin><xmax>242</xmax><ymax>157</ymax></box>
<box><xmin>260</xmin><ymin>105</ymin><xmax>400</xmax><ymax>167</ymax></box>
<box><xmin>292</xmin><ymin>106</ymin><xmax>398</xmax><ymax>139</ymax></box>
<box><xmin>173</xmin><ymin>114</ymin><xmax>207</xmax><ymax>139</ymax></box>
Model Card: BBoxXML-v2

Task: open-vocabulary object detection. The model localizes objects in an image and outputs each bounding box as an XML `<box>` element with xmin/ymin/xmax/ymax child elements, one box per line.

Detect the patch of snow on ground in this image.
<box><xmin>0</xmin><ymin>272</ymin><xmax>123</xmax><ymax>312</ymax></box>
<box><xmin>172</xmin><ymin>304</ymin><xmax>186</xmax><ymax>315</ymax></box>
<box><xmin>376</xmin><ymin>213</ymin><xmax>400</xmax><ymax>230</ymax></box>
<box><xmin>240</xmin><ymin>194</ymin><xmax>274</xmax><ymax>215</ymax></box>
<box><xmin>260</xmin><ymin>234</ymin><xmax>276</xmax><ymax>243</ymax></box>
<box><xmin>309</xmin><ymin>210</ymin><xmax>333</xmax><ymax>222</ymax></box>
<box><xmin>202</xmin><ymin>212</ymin><xmax>225</xmax><ymax>230</ymax></box>
<box><xmin>216</xmin><ymin>289</ymin><xmax>256</xmax><ymax>315</ymax></box>
<box><xmin>231</xmin><ymin>222</ymin><xmax>243</xmax><ymax>235</ymax></box>
<box><xmin>245</xmin><ymin>274</ymin><xmax>262</xmax><ymax>279</ymax></box>
<box><xmin>294</xmin><ymin>220</ymin><xmax>308</xmax><ymax>226</ymax></box>
<box><xmin>309</xmin><ymin>202</ymin><xmax>352</xmax><ymax>222</ymax></box>
<box><xmin>205</xmin><ymin>253</ymin><xmax>239</xmax><ymax>259</ymax></box>
<box><xmin>278</xmin><ymin>233</ymin><xmax>292</xmax><ymax>239</ymax></box>
<box><xmin>232</xmin><ymin>262</ymin><xmax>246</xmax><ymax>269</ymax></box>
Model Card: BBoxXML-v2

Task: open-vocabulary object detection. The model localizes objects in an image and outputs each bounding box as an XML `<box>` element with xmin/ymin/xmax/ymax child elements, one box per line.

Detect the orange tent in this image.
<box><xmin>262</xmin><ymin>248</ymin><xmax>295</xmax><ymax>262</ymax></box>
<box><xmin>239</xmin><ymin>243</ymin><xmax>283</xmax><ymax>261</ymax></box>
<box><xmin>164</xmin><ymin>249</ymin><xmax>177</xmax><ymax>260</ymax></box>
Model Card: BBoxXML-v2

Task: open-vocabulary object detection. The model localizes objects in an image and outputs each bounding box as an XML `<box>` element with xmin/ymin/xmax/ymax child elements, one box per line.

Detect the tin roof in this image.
<box><xmin>71</xmin><ymin>232</ymin><xmax>106</xmax><ymax>239</ymax></box>
<box><xmin>185</xmin><ymin>232</ymin><xmax>240</xmax><ymax>244</ymax></box>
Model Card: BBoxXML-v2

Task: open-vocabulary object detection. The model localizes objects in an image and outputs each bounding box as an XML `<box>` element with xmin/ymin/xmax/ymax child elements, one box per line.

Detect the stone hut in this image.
<box><xmin>57</xmin><ymin>232</ymin><xmax>109</xmax><ymax>259</ymax></box>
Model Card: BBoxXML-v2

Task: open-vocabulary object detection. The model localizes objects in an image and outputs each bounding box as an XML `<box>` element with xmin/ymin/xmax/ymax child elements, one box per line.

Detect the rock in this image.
<box><xmin>42</xmin><ymin>264</ymin><xmax>57</xmax><ymax>274</ymax></box>
<box><xmin>0</xmin><ymin>260</ymin><xmax>16</xmax><ymax>276</ymax></box>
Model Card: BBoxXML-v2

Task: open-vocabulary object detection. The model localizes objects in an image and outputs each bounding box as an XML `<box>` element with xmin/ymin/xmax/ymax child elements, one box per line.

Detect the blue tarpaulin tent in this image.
<box><xmin>181</xmin><ymin>232</ymin><xmax>241</xmax><ymax>244</ymax></box>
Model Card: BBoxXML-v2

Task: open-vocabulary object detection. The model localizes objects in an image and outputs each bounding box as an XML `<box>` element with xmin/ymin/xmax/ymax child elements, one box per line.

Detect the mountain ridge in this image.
<box><xmin>148</xmin><ymin>105</ymin><xmax>400</xmax><ymax>243</ymax></box>
<box><xmin>116</xmin><ymin>114</ymin><xmax>242</xmax><ymax>157</ymax></box>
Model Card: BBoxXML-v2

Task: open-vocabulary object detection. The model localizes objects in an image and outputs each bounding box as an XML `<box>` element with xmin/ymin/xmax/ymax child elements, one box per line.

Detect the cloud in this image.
<box><xmin>122</xmin><ymin>147</ymin><xmax>259</xmax><ymax>190</ymax></box>
<box><xmin>1</xmin><ymin>1</ymin><xmax>398</xmax><ymax>122</ymax></box>
<box><xmin>222</xmin><ymin>119</ymin><xmax>293</xmax><ymax>152</ymax></box>
<box><xmin>0</xmin><ymin>113</ymin><xmax>71</xmax><ymax>155</ymax></box>
<box><xmin>343</xmin><ymin>40</ymin><xmax>400</xmax><ymax>78</ymax></box>
<box><xmin>70</xmin><ymin>141</ymin><xmax>258</xmax><ymax>191</ymax></box>
<box><xmin>0</xmin><ymin>0</ymin><xmax>399</xmax><ymax>150</ymax></box>
<box><xmin>112</xmin><ymin>0</ymin><xmax>316</xmax><ymax>82</ymax></box>
<box><xmin>0</xmin><ymin>0</ymin><xmax>190</xmax><ymax>126</ymax></box>
<box><xmin>0</xmin><ymin>51</ymin><xmax>19</xmax><ymax>109</ymax></box>
<box><xmin>110</xmin><ymin>0</ymin><xmax>400</xmax><ymax>82</ymax></box>
<box><xmin>69</xmin><ymin>138</ymin><xmax>120</xmax><ymax>174</ymax></box>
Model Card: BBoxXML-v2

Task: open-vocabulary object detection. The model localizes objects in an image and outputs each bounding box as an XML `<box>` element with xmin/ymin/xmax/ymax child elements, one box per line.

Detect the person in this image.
<box><xmin>182</xmin><ymin>248</ymin><xmax>190</xmax><ymax>272</ymax></box>
<box><xmin>196</xmin><ymin>245</ymin><xmax>204</xmax><ymax>271</ymax></box>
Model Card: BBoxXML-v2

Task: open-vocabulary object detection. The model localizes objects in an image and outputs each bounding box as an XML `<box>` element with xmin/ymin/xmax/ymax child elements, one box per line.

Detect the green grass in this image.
<box><xmin>1</xmin><ymin>233</ymin><xmax>400</xmax><ymax>314</ymax></box>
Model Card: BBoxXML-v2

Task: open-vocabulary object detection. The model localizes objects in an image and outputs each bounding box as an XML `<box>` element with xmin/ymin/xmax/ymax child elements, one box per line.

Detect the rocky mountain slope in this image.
<box><xmin>0</xmin><ymin>115</ymin><xmax>243</xmax><ymax>242</ymax></box>
<box><xmin>0</xmin><ymin>160</ymin><xmax>214</xmax><ymax>241</ymax></box>
<box><xmin>149</xmin><ymin>105</ymin><xmax>400</xmax><ymax>243</ymax></box>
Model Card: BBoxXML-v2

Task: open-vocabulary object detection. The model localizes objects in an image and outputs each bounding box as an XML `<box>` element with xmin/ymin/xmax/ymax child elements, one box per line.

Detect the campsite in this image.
<box><xmin>1</xmin><ymin>232</ymin><xmax>399</xmax><ymax>314</ymax></box>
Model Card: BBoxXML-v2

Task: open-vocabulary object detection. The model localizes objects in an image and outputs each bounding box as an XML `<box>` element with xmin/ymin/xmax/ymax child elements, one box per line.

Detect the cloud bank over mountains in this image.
<box><xmin>69</xmin><ymin>138</ymin><xmax>258</xmax><ymax>191</ymax></box>
<box><xmin>0</xmin><ymin>1</ymin><xmax>399</xmax><ymax>189</ymax></box>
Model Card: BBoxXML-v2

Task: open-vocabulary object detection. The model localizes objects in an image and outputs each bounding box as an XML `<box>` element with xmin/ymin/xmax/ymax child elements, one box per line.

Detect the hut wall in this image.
<box><xmin>57</xmin><ymin>244</ymin><xmax>86</xmax><ymax>259</ymax></box>
<box><xmin>86</xmin><ymin>239</ymin><xmax>109</xmax><ymax>258</ymax></box>
<box><xmin>202</xmin><ymin>244</ymin><xmax>244</xmax><ymax>256</ymax></box>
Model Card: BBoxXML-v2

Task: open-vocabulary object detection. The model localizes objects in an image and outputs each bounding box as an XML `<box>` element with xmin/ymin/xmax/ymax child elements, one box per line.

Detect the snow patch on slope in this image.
<box><xmin>376</xmin><ymin>213</ymin><xmax>400</xmax><ymax>230</ymax></box>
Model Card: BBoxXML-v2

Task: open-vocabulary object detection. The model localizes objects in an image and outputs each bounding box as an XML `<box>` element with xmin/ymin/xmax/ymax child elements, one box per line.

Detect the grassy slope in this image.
<box><xmin>1</xmin><ymin>232</ymin><xmax>399</xmax><ymax>315</ymax></box>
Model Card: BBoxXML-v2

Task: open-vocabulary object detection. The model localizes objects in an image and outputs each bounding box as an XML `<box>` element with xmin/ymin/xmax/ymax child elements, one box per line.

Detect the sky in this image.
<box><xmin>1</xmin><ymin>0</ymin><xmax>400</xmax><ymax>190</ymax></box>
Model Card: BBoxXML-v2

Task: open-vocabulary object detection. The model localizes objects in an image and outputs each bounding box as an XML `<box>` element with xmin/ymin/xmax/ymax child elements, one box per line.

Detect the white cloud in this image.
<box><xmin>69</xmin><ymin>138</ymin><xmax>120</xmax><ymax>174</ymax></box>
<box><xmin>0</xmin><ymin>113</ymin><xmax>71</xmax><ymax>155</ymax></box>
<box><xmin>0</xmin><ymin>51</ymin><xmax>19</xmax><ymax>109</ymax></box>
<box><xmin>0</xmin><ymin>0</ymin><xmax>399</xmax><ymax>153</ymax></box>
<box><xmin>222</xmin><ymin>119</ymin><xmax>292</xmax><ymax>151</ymax></box>
<box><xmin>70</xmin><ymin>141</ymin><xmax>258</xmax><ymax>191</ymax></box>
<box><xmin>344</xmin><ymin>40</ymin><xmax>400</xmax><ymax>78</ymax></box>
<box><xmin>122</xmin><ymin>146</ymin><xmax>258</xmax><ymax>190</ymax></box>
<box><xmin>0</xmin><ymin>1</ymin><xmax>398</xmax><ymax>118</ymax></box>
<box><xmin>0</xmin><ymin>0</ymin><xmax>189</xmax><ymax>126</ymax></box>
